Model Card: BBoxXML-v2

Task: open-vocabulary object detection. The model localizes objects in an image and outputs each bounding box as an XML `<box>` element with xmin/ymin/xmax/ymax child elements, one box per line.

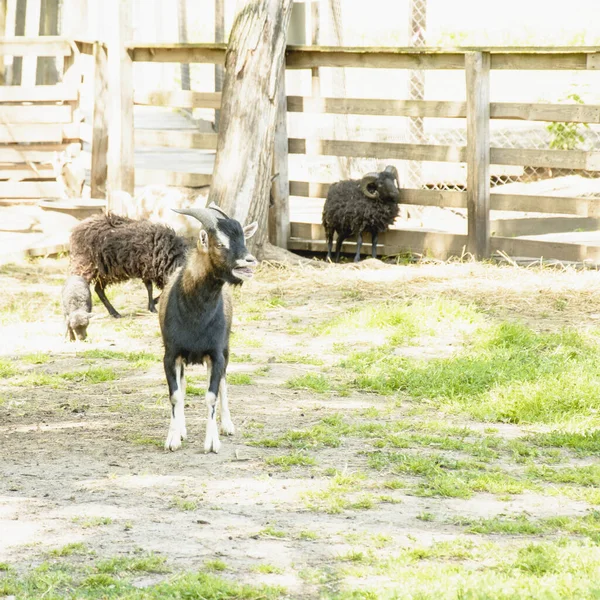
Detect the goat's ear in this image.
<box><xmin>243</xmin><ymin>222</ymin><xmax>258</xmax><ymax>240</ymax></box>
<box><xmin>198</xmin><ymin>229</ymin><xmax>210</xmax><ymax>251</ymax></box>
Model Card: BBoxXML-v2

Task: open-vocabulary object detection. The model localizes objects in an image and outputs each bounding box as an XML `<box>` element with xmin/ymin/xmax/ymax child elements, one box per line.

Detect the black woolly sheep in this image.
<box><xmin>69</xmin><ymin>213</ymin><xmax>189</xmax><ymax>318</ymax></box>
<box><xmin>322</xmin><ymin>165</ymin><xmax>401</xmax><ymax>262</ymax></box>
<box><xmin>61</xmin><ymin>275</ymin><xmax>93</xmax><ymax>341</ymax></box>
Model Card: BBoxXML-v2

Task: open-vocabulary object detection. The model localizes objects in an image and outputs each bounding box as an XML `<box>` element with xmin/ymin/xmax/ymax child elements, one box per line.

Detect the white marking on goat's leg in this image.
<box><xmin>204</xmin><ymin>358</ymin><xmax>221</xmax><ymax>453</ymax></box>
<box><xmin>219</xmin><ymin>377</ymin><xmax>234</xmax><ymax>436</ymax></box>
<box><xmin>179</xmin><ymin>364</ymin><xmax>187</xmax><ymax>440</ymax></box>
<box><xmin>165</xmin><ymin>357</ymin><xmax>186</xmax><ymax>451</ymax></box>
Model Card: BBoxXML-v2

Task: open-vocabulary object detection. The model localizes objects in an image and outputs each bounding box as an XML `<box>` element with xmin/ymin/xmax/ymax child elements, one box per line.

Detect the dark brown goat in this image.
<box><xmin>69</xmin><ymin>213</ymin><xmax>189</xmax><ymax>318</ymax></box>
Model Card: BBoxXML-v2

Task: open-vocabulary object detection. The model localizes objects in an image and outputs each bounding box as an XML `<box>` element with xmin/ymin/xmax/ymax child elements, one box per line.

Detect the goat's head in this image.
<box><xmin>173</xmin><ymin>203</ymin><xmax>258</xmax><ymax>285</ymax></box>
<box><xmin>360</xmin><ymin>165</ymin><xmax>400</xmax><ymax>202</ymax></box>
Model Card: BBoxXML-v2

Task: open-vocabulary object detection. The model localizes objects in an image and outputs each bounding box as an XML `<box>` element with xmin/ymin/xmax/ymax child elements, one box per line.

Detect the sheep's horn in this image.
<box><xmin>172</xmin><ymin>207</ymin><xmax>218</xmax><ymax>230</ymax></box>
<box><xmin>360</xmin><ymin>172</ymin><xmax>379</xmax><ymax>199</ymax></box>
<box><xmin>384</xmin><ymin>165</ymin><xmax>400</xmax><ymax>189</ymax></box>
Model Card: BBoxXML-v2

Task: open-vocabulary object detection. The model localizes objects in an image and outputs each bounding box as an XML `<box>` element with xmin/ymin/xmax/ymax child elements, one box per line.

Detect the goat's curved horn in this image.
<box><xmin>384</xmin><ymin>165</ymin><xmax>400</xmax><ymax>188</ymax></box>
<box><xmin>207</xmin><ymin>202</ymin><xmax>230</xmax><ymax>219</ymax></box>
<box><xmin>360</xmin><ymin>172</ymin><xmax>380</xmax><ymax>199</ymax></box>
<box><xmin>172</xmin><ymin>207</ymin><xmax>218</xmax><ymax>230</ymax></box>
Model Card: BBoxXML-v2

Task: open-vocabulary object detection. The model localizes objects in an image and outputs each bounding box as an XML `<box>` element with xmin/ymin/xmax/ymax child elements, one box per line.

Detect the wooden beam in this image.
<box><xmin>0</xmin><ymin>124</ymin><xmax>65</xmax><ymax>143</ymax></box>
<box><xmin>0</xmin><ymin>180</ymin><xmax>61</xmax><ymax>198</ymax></box>
<box><xmin>0</xmin><ymin>83</ymin><xmax>78</xmax><ymax>102</ymax></box>
<box><xmin>0</xmin><ymin>105</ymin><xmax>72</xmax><ymax>123</ymax></box>
<box><xmin>286</xmin><ymin>96</ymin><xmax>600</xmax><ymax>124</ymax></box>
<box><xmin>466</xmin><ymin>51</ymin><xmax>491</xmax><ymax>259</ymax></box>
<box><xmin>0</xmin><ymin>163</ymin><xmax>55</xmax><ymax>180</ymax></box>
<box><xmin>288</xmin><ymin>138</ymin><xmax>466</xmax><ymax>162</ymax></box>
<box><xmin>107</xmin><ymin>0</ymin><xmax>134</xmax><ymax>199</ymax></box>
<box><xmin>91</xmin><ymin>40</ymin><xmax>108</xmax><ymax>199</ymax></box>
<box><xmin>134</xmin><ymin>89</ymin><xmax>222</xmax><ymax>109</ymax></box>
<box><xmin>135</xmin><ymin>170</ymin><xmax>212</xmax><ymax>187</ymax></box>
<box><xmin>134</xmin><ymin>129</ymin><xmax>218</xmax><ymax>149</ymax></box>
<box><xmin>490</xmin><ymin>147</ymin><xmax>600</xmax><ymax>170</ymax></box>
<box><xmin>0</xmin><ymin>143</ymin><xmax>77</xmax><ymax>162</ymax></box>
<box><xmin>0</xmin><ymin>36</ymin><xmax>71</xmax><ymax>55</ymax></box>
<box><xmin>127</xmin><ymin>43</ymin><xmax>227</xmax><ymax>64</ymax></box>
<box><xmin>269</xmin><ymin>62</ymin><xmax>290</xmax><ymax>248</ymax></box>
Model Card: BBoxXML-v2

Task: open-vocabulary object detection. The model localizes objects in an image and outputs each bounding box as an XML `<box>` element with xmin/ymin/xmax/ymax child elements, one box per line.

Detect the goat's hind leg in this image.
<box><xmin>164</xmin><ymin>355</ymin><xmax>187</xmax><ymax>451</ymax></box>
<box><xmin>204</xmin><ymin>357</ymin><xmax>223</xmax><ymax>454</ymax></box>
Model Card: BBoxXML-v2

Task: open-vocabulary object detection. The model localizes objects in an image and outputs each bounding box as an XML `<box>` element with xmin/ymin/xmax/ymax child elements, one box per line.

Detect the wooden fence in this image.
<box><xmin>97</xmin><ymin>44</ymin><xmax>600</xmax><ymax>262</ymax></box>
<box><xmin>0</xmin><ymin>37</ymin><xmax>88</xmax><ymax>202</ymax></box>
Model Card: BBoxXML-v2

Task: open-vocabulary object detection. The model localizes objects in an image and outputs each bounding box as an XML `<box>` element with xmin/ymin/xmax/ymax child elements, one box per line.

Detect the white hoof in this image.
<box><xmin>165</xmin><ymin>427</ymin><xmax>183</xmax><ymax>451</ymax></box>
<box><xmin>220</xmin><ymin>416</ymin><xmax>235</xmax><ymax>436</ymax></box>
<box><xmin>204</xmin><ymin>422</ymin><xmax>221</xmax><ymax>454</ymax></box>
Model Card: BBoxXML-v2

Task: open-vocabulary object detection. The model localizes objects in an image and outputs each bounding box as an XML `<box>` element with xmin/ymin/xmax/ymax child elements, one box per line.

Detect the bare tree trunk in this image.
<box><xmin>209</xmin><ymin>0</ymin><xmax>294</xmax><ymax>260</ymax></box>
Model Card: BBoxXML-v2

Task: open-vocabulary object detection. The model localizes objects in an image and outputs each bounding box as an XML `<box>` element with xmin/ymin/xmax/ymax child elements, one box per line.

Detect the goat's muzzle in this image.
<box><xmin>232</xmin><ymin>255</ymin><xmax>258</xmax><ymax>281</ymax></box>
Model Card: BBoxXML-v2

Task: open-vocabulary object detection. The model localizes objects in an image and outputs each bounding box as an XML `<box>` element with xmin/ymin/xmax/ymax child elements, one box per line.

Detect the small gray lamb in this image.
<box><xmin>62</xmin><ymin>275</ymin><xmax>93</xmax><ymax>341</ymax></box>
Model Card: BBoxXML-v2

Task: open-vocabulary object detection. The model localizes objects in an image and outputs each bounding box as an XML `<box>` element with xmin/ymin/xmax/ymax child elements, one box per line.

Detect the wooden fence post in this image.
<box><xmin>465</xmin><ymin>51</ymin><xmax>491</xmax><ymax>260</ymax></box>
<box><xmin>106</xmin><ymin>0</ymin><xmax>134</xmax><ymax>206</ymax></box>
<box><xmin>269</xmin><ymin>61</ymin><xmax>290</xmax><ymax>248</ymax></box>
<box><xmin>91</xmin><ymin>41</ymin><xmax>108</xmax><ymax>199</ymax></box>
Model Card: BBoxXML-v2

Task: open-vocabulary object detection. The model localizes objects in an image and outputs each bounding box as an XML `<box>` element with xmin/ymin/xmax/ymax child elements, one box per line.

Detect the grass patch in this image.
<box><xmin>48</xmin><ymin>542</ymin><xmax>88</xmax><ymax>557</ymax></box>
<box><xmin>96</xmin><ymin>553</ymin><xmax>169</xmax><ymax>574</ymax></box>
<box><xmin>286</xmin><ymin>373</ymin><xmax>332</xmax><ymax>393</ymax></box>
<box><xmin>129</xmin><ymin>434</ymin><xmax>163</xmax><ymax>448</ymax></box>
<box><xmin>73</xmin><ymin>516</ymin><xmax>113</xmax><ymax>528</ymax></box>
<box><xmin>252</xmin><ymin>563</ymin><xmax>284</xmax><ymax>575</ymax></box>
<box><xmin>20</xmin><ymin>353</ymin><xmax>51</xmax><ymax>365</ymax></box>
<box><xmin>171</xmin><ymin>496</ymin><xmax>199</xmax><ymax>511</ymax></box>
<box><xmin>265</xmin><ymin>452</ymin><xmax>316</xmax><ymax>471</ymax></box>
<box><xmin>342</xmin><ymin>321</ymin><xmax>600</xmax><ymax>427</ymax></box>
<box><xmin>302</xmin><ymin>471</ymin><xmax>372</xmax><ymax>514</ymax></box>
<box><xmin>227</xmin><ymin>372</ymin><xmax>253</xmax><ymax>385</ymax></box>
<box><xmin>273</xmin><ymin>353</ymin><xmax>325</xmax><ymax>366</ymax></box>
<box><xmin>60</xmin><ymin>367</ymin><xmax>118</xmax><ymax>384</ymax></box>
<box><xmin>79</xmin><ymin>349</ymin><xmax>159</xmax><ymax>368</ymax></box>
<box><xmin>0</xmin><ymin>360</ymin><xmax>16</xmax><ymax>378</ymax></box>
<box><xmin>204</xmin><ymin>559</ymin><xmax>227</xmax><ymax>572</ymax></box>
<box><xmin>258</xmin><ymin>526</ymin><xmax>287</xmax><ymax>539</ymax></box>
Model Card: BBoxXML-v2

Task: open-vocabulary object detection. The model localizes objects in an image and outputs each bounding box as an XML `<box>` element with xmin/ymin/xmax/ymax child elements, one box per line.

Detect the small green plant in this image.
<box><xmin>258</xmin><ymin>526</ymin><xmax>287</xmax><ymax>539</ymax></box>
<box><xmin>227</xmin><ymin>372</ymin><xmax>253</xmax><ymax>385</ymax></box>
<box><xmin>48</xmin><ymin>543</ymin><xmax>88</xmax><ymax>557</ymax></box>
<box><xmin>204</xmin><ymin>559</ymin><xmax>227</xmax><ymax>572</ymax></box>
<box><xmin>252</xmin><ymin>563</ymin><xmax>284</xmax><ymax>574</ymax></box>
<box><xmin>546</xmin><ymin>93</ymin><xmax>589</xmax><ymax>150</ymax></box>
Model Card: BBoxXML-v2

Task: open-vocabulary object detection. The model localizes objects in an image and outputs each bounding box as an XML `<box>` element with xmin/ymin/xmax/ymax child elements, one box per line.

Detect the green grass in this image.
<box><xmin>73</xmin><ymin>516</ymin><xmax>113</xmax><ymax>528</ymax></box>
<box><xmin>227</xmin><ymin>372</ymin><xmax>253</xmax><ymax>385</ymax></box>
<box><xmin>252</xmin><ymin>563</ymin><xmax>284</xmax><ymax>575</ymax></box>
<box><xmin>48</xmin><ymin>543</ymin><xmax>88</xmax><ymax>557</ymax></box>
<box><xmin>273</xmin><ymin>353</ymin><xmax>325</xmax><ymax>366</ymax></box>
<box><xmin>204</xmin><ymin>559</ymin><xmax>227</xmax><ymax>572</ymax></box>
<box><xmin>95</xmin><ymin>554</ymin><xmax>169</xmax><ymax>574</ymax></box>
<box><xmin>258</xmin><ymin>526</ymin><xmax>287</xmax><ymax>539</ymax></box>
<box><xmin>60</xmin><ymin>367</ymin><xmax>118</xmax><ymax>384</ymax></box>
<box><xmin>286</xmin><ymin>373</ymin><xmax>332</xmax><ymax>393</ymax></box>
<box><xmin>0</xmin><ymin>360</ymin><xmax>16</xmax><ymax>378</ymax></box>
<box><xmin>0</xmin><ymin>290</ymin><xmax>60</xmax><ymax>323</ymax></box>
<box><xmin>265</xmin><ymin>452</ymin><xmax>317</xmax><ymax>471</ymax></box>
<box><xmin>302</xmin><ymin>471</ymin><xmax>373</xmax><ymax>514</ymax></box>
<box><xmin>341</xmin><ymin>320</ymin><xmax>600</xmax><ymax>427</ymax></box>
<box><xmin>79</xmin><ymin>349</ymin><xmax>160</xmax><ymax>369</ymax></box>
<box><xmin>171</xmin><ymin>496</ymin><xmax>198</xmax><ymax>511</ymax></box>
<box><xmin>20</xmin><ymin>353</ymin><xmax>51</xmax><ymax>365</ymax></box>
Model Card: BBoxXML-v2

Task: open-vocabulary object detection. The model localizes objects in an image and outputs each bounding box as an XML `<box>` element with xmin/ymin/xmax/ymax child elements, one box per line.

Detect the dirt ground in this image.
<box><xmin>2</xmin><ymin>256</ymin><xmax>600</xmax><ymax>598</ymax></box>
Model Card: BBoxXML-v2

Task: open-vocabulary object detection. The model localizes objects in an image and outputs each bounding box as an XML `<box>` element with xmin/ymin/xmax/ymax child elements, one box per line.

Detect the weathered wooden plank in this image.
<box><xmin>492</xmin><ymin>217</ymin><xmax>600</xmax><ymax>238</ymax></box>
<box><xmin>134</xmin><ymin>89</ymin><xmax>222</xmax><ymax>109</ymax></box>
<box><xmin>0</xmin><ymin>123</ymin><xmax>64</xmax><ymax>143</ymax></box>
<box><xmin>0</xmin><ymin>143</ymin><xmax>75</xmax><ymax>162</ymax></box>
<box><xmin>490</xmin><ymin>147</ymin><xmax>600</xmax><ymax>170</ymax></box>
<box><xmin>288</xmin><ymin>138</ymin><xmax>467</xmax><ymax>162</ymax></box>
<box><xmin>0</xmin><ymin>104</ymin><xmax>71</xmax><ymax>123</ymax></box>
<box><xmin>74</xmin><ymin>38</ymin><xmax>98</xmax><ymax>56</ymax></box>
<box><xmin>466</xmin><ymin>51</ymin><xmax>491</xmax><ymax>259</ymax></box>
<box><xmin>269</xmin><ymin>61</ymin><xmax>290</xmax><ymax>248</ymax></box>
<box><xmin>0</xmin><ymin>180</ymin><xmax>61</xmax><ymax>198</ymax></box>
<box><xmin>134</xmin><ymin>129</ymin><xmax>218</xmax><ymax>149</ymax></box>
<box><xmin>107</xmin><ymin>0</ymin><xmax>134</xmax><ymax>198</ymax></box>
<box><xmin>0</xmin><ymin>83</ymin><xmax>78</xmax><ymax>102</ymax></box>
<box><xmin>286</xmin><ymin>46</ymin><xmax>465</xmax><ymax>70</ymax></box>
<box><xmin>135</xmin><ymin>169</ymin><xmax>212</xmax><ymax>187</ymax></box>
<box><xmin>0</xmin><ymin>36</ymin><xmax>71</xmax><ymax>56</ymax></box>
<box><xmin>491</xmin><ymin>236</ymin><xmax>593</xmax><ymax>263</ymax></box>
<box><xmin>127</xmin><ymin>43</ymin><xmax>227</xmax><ymax>64</ymax></box>
<box><xmin>0</xmin><ymin>163</ymin><xmax>55</xmax><ymax>180</ymax></box>
<box><xmin>286</xmin><ymin>96</ymin><xmax>600</xmax><ymax>124</ymax></box>
<box><xmin>289</xmin><ymin>182</ymin><xmax>600</xmax><ymax>217</ymax></box>
<box><xmin>91</xmin><ymin>40</ymin><xmax>108</xmax><ymax>199</ymax></box>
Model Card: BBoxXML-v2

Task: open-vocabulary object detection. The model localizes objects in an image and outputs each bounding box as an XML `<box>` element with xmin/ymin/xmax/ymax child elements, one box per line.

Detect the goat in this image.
<box><xmin>322</xmin><ymin>165</ymin><xmax>401</xmax><ymax>262</ymax></box>
<box><xmin>61</xmin><ymin>275</ymin><xmax>93</xmax><ymax>341</ymax></box>
<box><xmin>158</xmin><ymin>203</ymin><xmax>258</xmax><ymax>454</ymax></box>
<box><xmin>69</xmin><ymin>213</ymin><xmax>189</xmax><ymax>318</ymax></box>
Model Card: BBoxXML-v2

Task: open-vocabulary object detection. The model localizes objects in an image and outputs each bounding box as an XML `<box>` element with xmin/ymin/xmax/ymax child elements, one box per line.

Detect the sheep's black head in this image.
<box><xmin>360</xmin><ymin>165</ymin><xmax>400</xmax><ymax>203</ymax></box>
<box><xmin>173</xmin><ymin>204</ymin><xmax>258</xmax><ymax>285</ymax></box>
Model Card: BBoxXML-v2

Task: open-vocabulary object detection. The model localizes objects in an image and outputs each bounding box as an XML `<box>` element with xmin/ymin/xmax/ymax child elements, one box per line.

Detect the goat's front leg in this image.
<box><xmin>371</xmin><ymin>231</ymin><xmax>379</xmax><ymax>259</ymax></box>
<box><xmin>204</xmin><ymin>357</ymin><xmax>224</xmax><ymax>454</ymax></box>
<box><xmin>219</xmin><ymin>377</ymin><xmax>234</xmax><ymax>436</ymax></box>
<box><xmin>164</xmin><ymin>355</ymin><xmax>187</xmax><ymax>451</ymax></box>
<box><xmin>354</xmin><ymin>231</ymin><xmax>364</xmax><ymax>262</ymax></box>
<box><xmin>144</xmin><ymin>280</ymin><xmax>157</xmax><ymax>313</ymax></box>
